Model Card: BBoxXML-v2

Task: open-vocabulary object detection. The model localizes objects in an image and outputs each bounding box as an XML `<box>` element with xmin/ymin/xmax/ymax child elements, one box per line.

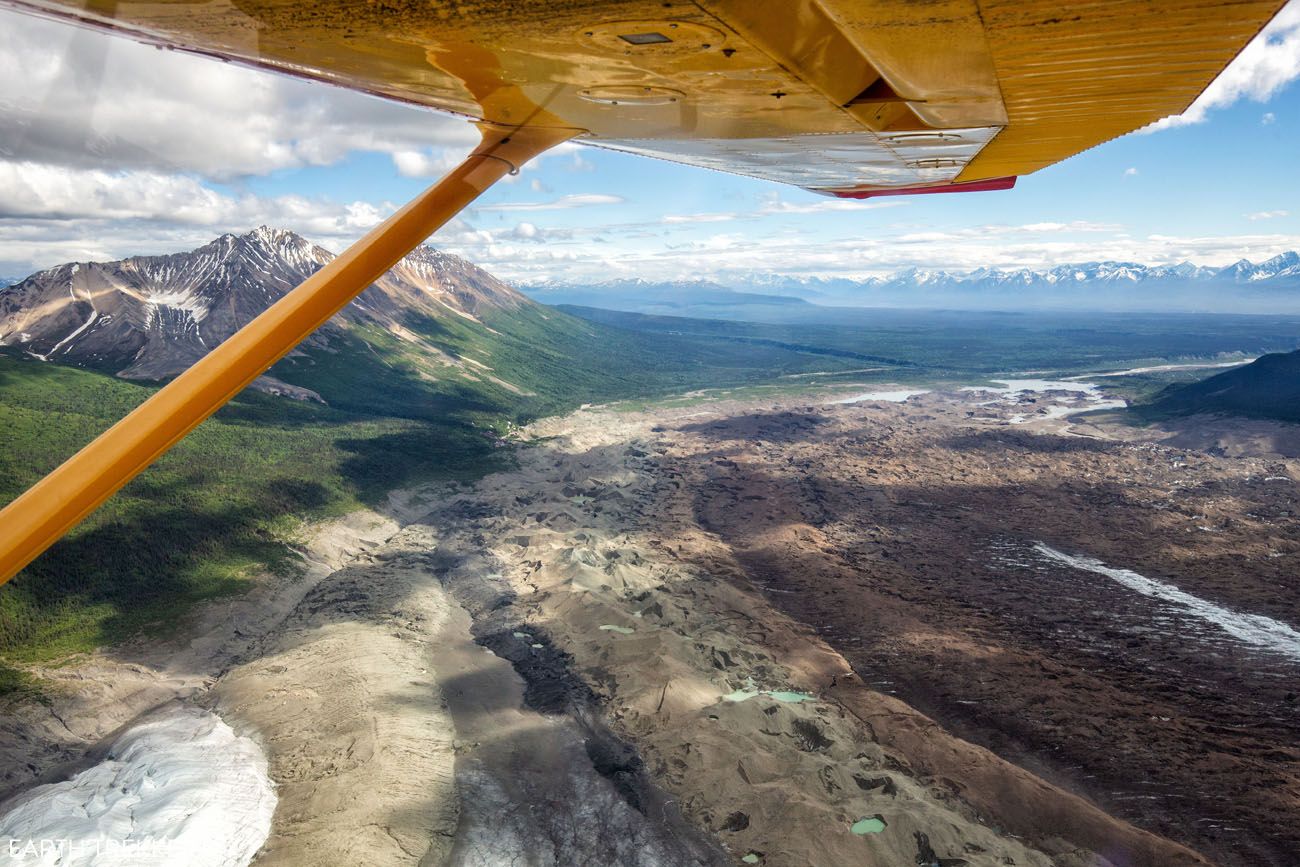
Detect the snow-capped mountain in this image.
<box><xmin>1241</xmin><ymin>251</ymin><xmax>1300</xmax><ymax>281</ymax></box>
<box><xmin>911</xmin><ymin>254</ymin><xmax>1298</xmax><ymax>289</ymax></box>
<box><xmin>718</xmin><ymin>253</ymin><xmax>1300</xmax><ymax>312</ymax></box>
<box><xmin>0</xmin><ymin>227</ymin><xmax>527</xmax><ymax>387</ymax></box>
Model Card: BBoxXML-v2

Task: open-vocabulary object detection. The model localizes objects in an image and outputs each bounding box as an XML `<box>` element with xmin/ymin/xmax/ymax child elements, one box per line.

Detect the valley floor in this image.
<box><xmin>1</xmin><ymin>383</ymin><xmax>1297</xmax><ymax>866</ymax></box>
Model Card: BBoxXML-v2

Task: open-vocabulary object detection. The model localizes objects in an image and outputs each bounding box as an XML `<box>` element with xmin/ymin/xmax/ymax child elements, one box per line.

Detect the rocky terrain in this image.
<box><xmin>1</xmin><ymin>382</ymin><xmax>1296</xmax><ymax>865</ymax></box>
<box><xmin>667</xmin><ymin>389</ymin><xmax>1300</xmax><ymax>866</ymax></box>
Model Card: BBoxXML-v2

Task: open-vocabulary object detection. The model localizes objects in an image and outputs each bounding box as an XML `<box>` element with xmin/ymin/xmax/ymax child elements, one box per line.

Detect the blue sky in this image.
<box><xmin>1</xmin><ymin>3</ymin><xmax>1298</xmax><ymax>284</ymax></box>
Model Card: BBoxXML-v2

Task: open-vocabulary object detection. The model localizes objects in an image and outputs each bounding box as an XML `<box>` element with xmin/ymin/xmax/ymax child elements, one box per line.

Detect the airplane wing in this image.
<box><xmin>3</xmin><ymin>0</ymin><xmax>1286</xmax><ymax>198</ymax></box>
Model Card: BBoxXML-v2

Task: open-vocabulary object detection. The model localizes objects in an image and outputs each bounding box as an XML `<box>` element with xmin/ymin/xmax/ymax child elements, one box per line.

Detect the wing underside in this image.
<box><xmin>2</xmin><ymin>0</ymin><xmax>1286</xmax><ymax>196</ymax></box>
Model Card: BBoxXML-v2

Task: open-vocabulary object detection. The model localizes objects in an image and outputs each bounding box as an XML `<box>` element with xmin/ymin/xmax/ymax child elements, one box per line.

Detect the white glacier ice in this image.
<box><xmin>0</xmin><ymin>706</ymin><xmax>275</xmax><ymax>867</ymax></box>
<box><xmin>1034</xmin><ymin>543</ymin><xmax>1300</xmax><ymax>662</ymax></box>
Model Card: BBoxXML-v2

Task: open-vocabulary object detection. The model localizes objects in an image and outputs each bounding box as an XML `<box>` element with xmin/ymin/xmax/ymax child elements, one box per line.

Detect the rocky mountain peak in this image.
<box><xmin>239</xmin><ymin>225</ymin><xmax>317</xmax><ymax>255</ymax></box>
<box><xmin>0</xmin><ymin>227</ymin><xmax>532</xmax><ymax>384</ymax></box>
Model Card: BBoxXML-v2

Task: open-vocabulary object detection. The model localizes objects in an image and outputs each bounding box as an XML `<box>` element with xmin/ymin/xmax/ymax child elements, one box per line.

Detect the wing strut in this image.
<box><xmin>0</xmin><ymin>123</ymin><xmax>577</xmax><ymax>587</ymax></box>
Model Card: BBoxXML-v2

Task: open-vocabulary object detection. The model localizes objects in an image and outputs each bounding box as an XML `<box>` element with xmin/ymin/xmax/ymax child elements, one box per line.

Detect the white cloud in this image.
<box><xmin>1246</xmin><ymin>209</ymin><xmax>1290</xmax><ymax>220</ymax></box>
<box><xmin>0</xmin><ymin>161</ymin><xmax>390</xmax><ymax>231</ymax></box>
<box><xmin>0</xmin><ymin>163</ymin><xmax>230</xmax><ymax>223</ymax></box>
<box><xmin>759</xmin><ymin>198</ymin><xmax>906</xmax><ymax>215</ymax></box>
<box><xmin>659</xmin><ymin>197</ymin><xmax>906</xmax><ymax>225</ymax></box>
<box><xmin>1263</xmin><ymin>111</ymin><xmax>1278</xmax><ymax>124</ymax></box>
<box><xmin>1124</xmin><ymin>167</ymin><xmax>1139</xmax><ymax>176</ymax></box>
<box><xmin>0</xmin><ymin>161</ymin><xmax>400</xmax><ymax>271</ymax></box>
<box><xmin>0</xmin><ymin>10</ymin><xmax>477</xmax><ymax>180</ymax></box>
<box><xmin>1146</xmin><ymin>1</ymin><xmax>1300</xmax><ymax>131</ymax></box>
<box><xmin>392</xmin><ymin>149</ymin><xmax>467</xmax><ymax>178</ymax></box>
<box><xmin>0</xmin><ymin>210</ymin><xmax>376</xmax><ymax>275</ymax></box>
<box><xmin>663</xmin><ymin>212</ymin><xmax>738</xmax><ymax>224</ymax></box>
<box><xmin>895</xmin><ymin>221</ymin><xmax>1119</xmax><ymax>243</ymax></box>
<box><xmin>475</xmin><ymin>194</ymin><xmax>624</xmax><ymax>212</ymax></box>
<box><xmin>1020</xmin><ymin>221</ymin><xmax>1119</xmax><ymax>233</ymax></box>
<box><xmin>511</xmin><ymin>222</ymin><xmax>539</xmax><ymax>241</ymax></box>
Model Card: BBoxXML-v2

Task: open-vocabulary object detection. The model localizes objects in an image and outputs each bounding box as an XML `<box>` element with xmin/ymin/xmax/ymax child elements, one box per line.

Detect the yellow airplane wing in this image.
<box><xmin>0</xmin><ymin>0</ymin><xmax>1286</xmax><ymax>584</ymax></box>
<box><xmin>4</xmin><ymin>0</ymin><xmax>1287</xmax><ymax>197</ymax></box>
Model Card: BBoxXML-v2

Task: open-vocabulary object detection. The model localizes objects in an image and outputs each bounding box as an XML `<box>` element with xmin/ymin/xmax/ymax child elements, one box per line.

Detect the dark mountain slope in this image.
<box><xmin>1145</xmin><ymin>350</ymin><xmax>1300</xmax><ymax>422</ymax></box>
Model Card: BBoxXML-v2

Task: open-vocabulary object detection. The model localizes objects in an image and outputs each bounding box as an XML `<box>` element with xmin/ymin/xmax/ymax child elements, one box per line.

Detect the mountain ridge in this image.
<box><xmin>764</xmin><ymin>251</ymin><xmax>1300</xmax><ymax>294</ymax></box>
<box><xmin>1144</xmin><ymin>349</ymin><xmax>1300</xmax><ymax>422</ymax></box>
<box><xmin>0</xmin><ymin>227</ymin><xmax>527</xmax><ymax>395</ymax></box>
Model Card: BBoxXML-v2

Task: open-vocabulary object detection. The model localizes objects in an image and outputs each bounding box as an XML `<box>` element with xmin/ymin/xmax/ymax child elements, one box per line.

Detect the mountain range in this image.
<box><xmin>524</xmin><ymin>252</ymin><xmax>1300</xmax><ymax>316</ymax></box>
<box><xmin>0</xmin><ymin>227</ymin><xmax>528</xmax><ymax>401</ymax></box>
<box><xmin>0</xmin><ymin>227</ymin><xmax>872</xmax><ymax>419</ymax></box>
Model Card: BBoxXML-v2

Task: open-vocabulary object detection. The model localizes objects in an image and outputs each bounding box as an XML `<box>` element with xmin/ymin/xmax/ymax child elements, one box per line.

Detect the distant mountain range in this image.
<box><xmin>523</xmin><ymin>278</ymin><xmax>815</xmax><ymax>318</ymax></box>
<box><xmin>0</xmin><ymin>227</ymin><xmax>525</xmax><ymax>399</ymax></box>
<box><xmin>525</xmin><ymin>252</ymin><xmax>1300</xmax><ymax>316</ymax></box>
